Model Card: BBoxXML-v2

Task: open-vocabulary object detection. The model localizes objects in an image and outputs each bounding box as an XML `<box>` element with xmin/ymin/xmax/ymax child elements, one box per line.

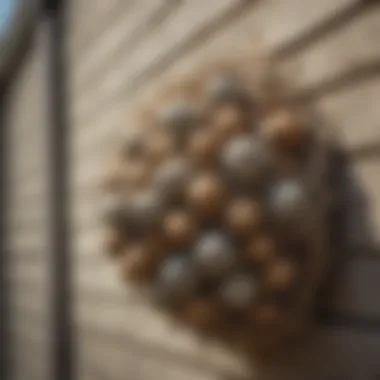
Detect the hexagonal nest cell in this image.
<box><xmin>101</xmin><ymin>52</ymin><xmax>345</xmax><ymax>364</ymax></box>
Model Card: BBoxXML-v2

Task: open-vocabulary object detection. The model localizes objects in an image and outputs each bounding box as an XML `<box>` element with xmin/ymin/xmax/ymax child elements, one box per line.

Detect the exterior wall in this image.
<box><xmin>5</xmin><ymin>1</ymin><xmax>380</xmax><ymax>380</ymax></box>
<box><xmin>5</xmin><ymin>20</ymin><xmax>51</xmax><ymax>380</ymax></box>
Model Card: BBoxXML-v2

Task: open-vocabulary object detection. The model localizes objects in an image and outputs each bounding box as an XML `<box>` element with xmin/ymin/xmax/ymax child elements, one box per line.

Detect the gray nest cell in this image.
<box><xmin>220</xmin><ymin>273</ymin><xmax>257</xmax><ymax>309</ymax></box>
<box><xmin>155</xmin><ymin>254</ymin><xmax>198</xmax><ymax>305</ymax></box>
<box><xmin>153</xmin><ymin>158</ymin><xmax>192</xmax><ymax>201</ymax></box>
<box><xmin>222</xmin><ymin>136</ymin><xmax>273</xmax><ymax>186</ymax></box>
<box><xmin>193</xmin><ymin>231</ymin><xmax>236</xmax><ymax>277</ymax></box>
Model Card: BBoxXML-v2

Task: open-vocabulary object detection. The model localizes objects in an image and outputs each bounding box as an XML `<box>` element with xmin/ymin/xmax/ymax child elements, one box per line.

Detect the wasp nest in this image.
<box><xmin>101</xmin><ymin>54</ymin><xmax>342</xmax><ymax>363</ymax></box>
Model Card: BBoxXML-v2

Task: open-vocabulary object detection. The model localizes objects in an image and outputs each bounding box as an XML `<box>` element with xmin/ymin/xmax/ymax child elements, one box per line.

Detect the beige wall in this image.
<box><xmin>6</xmin><ymin>1</ymin><xmax>380</xmax><ymax>379</ymax></box>
<box><xmin>6</xmin><ymin>19</ymin><xmax>51</xmax><ymax>380</ymax></box>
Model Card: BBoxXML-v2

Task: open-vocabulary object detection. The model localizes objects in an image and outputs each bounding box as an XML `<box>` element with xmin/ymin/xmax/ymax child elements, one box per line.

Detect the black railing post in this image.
<box><xmin>45</xmin><ymin>1</ymin><xmax>74</xmax><ymax>380</ymax></box>
<box><xmin>0</xmin><ymin>3</ymin><xmax>43</xmax><ymax>379</ymax></box>
<box><xmin>0</xmin><ymin>91</ymin><xmax>11</xmax><ymax>380</ymax></box>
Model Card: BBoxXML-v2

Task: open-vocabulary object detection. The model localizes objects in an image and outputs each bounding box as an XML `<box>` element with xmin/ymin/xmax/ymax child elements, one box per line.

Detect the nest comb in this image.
<box><xmin>100</xmin><ymin>52</ymin><xmax>344</xmax><ymax>364</ymax></box>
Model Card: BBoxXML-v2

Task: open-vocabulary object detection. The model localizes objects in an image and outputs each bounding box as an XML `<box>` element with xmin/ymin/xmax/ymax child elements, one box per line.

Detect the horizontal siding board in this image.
<box><xmin>10</xmin><ymin>294</ymin><xmax>50</xmax><ymax>317</ymax></box>
<box><xmin>71</xmin><ymin>0</ymin><xmax>358</xmax><ymax>126</ymax></box>
<box><xmin>71</xmin><ymin>0</ymin><xmax>248</xmax><ymax>123</ymax></box>
<box><xmin>278</xmin><ymin>7</ymin><xmax>380</xmax><ymax>96</ymax></box>
<box><xmin>78</xmin><ymin>329</ymin><xmax>246</xmax><ymax>380</ymax></box>
<box><xmin>5</xmin><ymin>20</ymin><xmax>51</xmax><ymax>380</ymax></box>
<box><xmin>248</xmin><ymin>0</ymin><xmax>360</xmax><ymax>54</ymax></box>
<box><xmin>70</xmin><ymin>0</ymin><xmax>370</xmax><ymax>163</ymax></box>
<box><xmin>8</xmin><ymin>262</ymin><xmax>49</xmax><ymax>283</ymax></box>
<box><xmin>315</xmin><ymin>79</ymin><xmax>380</xmax><ymax>150</ymax></box>
<box><xmin>73</xmin><ymin>255</ymin><xmax>380</xmax><ymax>346</ymax></box>
<box><xmin>78</xmin><ymin>326</ymin><xmax>380</xmax><ymax>380</ymax></box>
<box><xmin>71</xmin><ymin>0</ymin><xmax>169</xmax><ymax>90</ymax></box>
<box><xmin>10</xmin><ymin>327</ymin><xmax>51</xmax><ymax>380</ymax></box>
<box><xmin>78</xmin><ymin>342</ymin><xmax>227</xmax><ymax>380</ymax></box>
<box><xmin>68</xmin><ymin>0</ymin><xmax>128</xmax><ymax>53</ymax></box>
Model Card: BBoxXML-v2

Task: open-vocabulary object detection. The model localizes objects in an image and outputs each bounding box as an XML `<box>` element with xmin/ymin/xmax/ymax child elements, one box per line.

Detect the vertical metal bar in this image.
<box><xmin>0</xmin><ymin>5</ymin><xmax>43</xmax><ymax>379</ymax></box>
<box><xmin>45</xmin><ymin>1</ymin><xmax>74</xmax><ymax>380</ymax></box>
<box><xmin>0</xmin><ymin>91</ymin><xmax>11</xmax><ymax>380</ymax></box>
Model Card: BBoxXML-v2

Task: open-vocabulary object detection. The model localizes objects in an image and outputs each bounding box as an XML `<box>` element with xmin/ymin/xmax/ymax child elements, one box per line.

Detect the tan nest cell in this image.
<box><xmin>224</xmin><ymin>198</ymin><xmax>263</xmax><ymax>237</ymax></box>
<box><xmin>186</xmin><ymin>172</ymin><xmax>228</xmax><ymax>218</ymax></box>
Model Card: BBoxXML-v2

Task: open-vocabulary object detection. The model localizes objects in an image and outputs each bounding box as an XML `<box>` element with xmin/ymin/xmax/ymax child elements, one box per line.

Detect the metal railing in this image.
<box><xmin>0</xmin><ymin>1</ymin><xmax>74</xmax><ymax>380</ymax></box>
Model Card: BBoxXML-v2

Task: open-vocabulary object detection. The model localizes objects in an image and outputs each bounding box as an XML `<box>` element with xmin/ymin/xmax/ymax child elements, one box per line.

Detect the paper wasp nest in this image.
<box><xmin>101</xmin><ymin>52</ymin><xmax>343</xmax><ymax>363</ymax></box>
